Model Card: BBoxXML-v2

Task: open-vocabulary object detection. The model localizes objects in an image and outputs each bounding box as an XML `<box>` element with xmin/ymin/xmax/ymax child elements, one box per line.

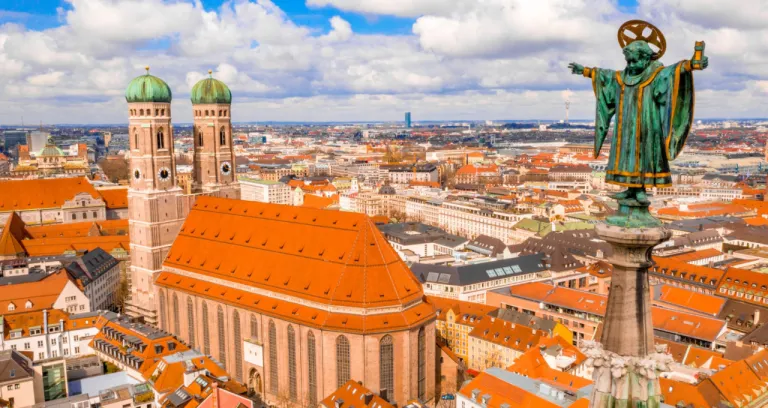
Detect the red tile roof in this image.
<box><xmin>158</xmin><ymin>197</ymin><xmax>433</xmax><ymax>333</ymax></box>
<box><xmin>320</xmin><ymin>380</ymin><xmax>394</xmax><ymax>408</ymax></box>
<box><xmin>659</xmin><ymin>378</ymin><xmax>711</xmax><ymax>408</ymax></box>
<box><xmin>0</xmin><ymin>213</ymin><xmax>29</xmax><ymax>257</ymax></box>
<box><xmin>458</xmin><ymin>371</ymin><xmax>560</xmax><ymax>408</ymax></box>
<box><xmin>506</xmin><ymin>345</ymin><xmax>591</xmax><ymax>393</ymax></box>
<box><xmin>96</xmin><ymin>188</ymin><xmax>128</xmax><ymax>209</ymax></box>
<box><xmin>0</xmin><ymin>177</ymin><xmax>100</xmax><ymax>211</ymax></box>
<box><xmin>456</xmin><ymin>164</ymin><xmax>498</xmax><ymax>175</ymax></box>
<box><xmin>656</xmin><ymin>284</ymin><xmax>726</xmax><ymax>316</ymax></box>
<box><xmin>0</xmin><ymin>270</ymin><xmax>77</xmax><ymax>315</ymax></box>
<box><xmin>503</xmin><ymin>283</ymin><xmax>726</xmax><ymax>341</ymax></box>
<box><xmin>665</xmin><ymin>248</ymin><xmax>723</xmax><ymax>263</ymax></box>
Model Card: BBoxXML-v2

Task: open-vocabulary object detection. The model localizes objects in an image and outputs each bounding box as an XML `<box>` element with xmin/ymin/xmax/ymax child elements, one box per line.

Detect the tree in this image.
<box><xmin>98</xmin><ymin>157</ymin><xmax>130</xmax><ymax>183</ymax></box>
<box><xmin>436</xmin><ymin>377</ymin><xmax>458</xmax><ymax>408</ymax></box>
<box><xmin>383</xmin><ymin>145</ymin><xmax>403</xmax><ymax>163</ymax></box>
<box><xmin>113</xmin><ymin>269</ymin><xmax>130</xmax><ymax>314</ymax></box>
<box><xmin>441</xmin><ymin>165</ymin><xmax>457</xmax><ymax>188</ymax></box>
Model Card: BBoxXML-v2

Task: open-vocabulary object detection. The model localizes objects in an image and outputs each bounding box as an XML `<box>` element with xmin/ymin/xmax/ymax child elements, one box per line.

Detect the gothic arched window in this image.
<box><xmin>217</xmin><ymin>305</ymin><xmax>226</xmax><ymax>366</ymax></box>
<box><xmin>172</xmin><ymin>294</ymin><xmax>180</xmax><ymax>335</ymax></box>
<box><xmin>202</xmin><ymin>302</ymin><xmax>210</xmax><ymax>355</ymax></box>
<box><xmin>336</xmin><ymin>335</ymin><xmax>350</xmax><ymax>388</ymax></box>
<box><xmin>269</xmin><ymin>321</ymin><xmax>278</xmax><ymax>394</ymax></box>
<box><xmin>307</xmin><ymin>331</ymin><xmax>317</xmax><ymax>406</ymax></box>
<box><xmin>234</xmin><ymin>311</ymin><xmax>243</xmax><ymax>381</ymax></box>
<box><xmin>158</xmin><ymin>292</ymin><xmax>167</xmax><ymax>330</ymax></box>
<box><xmin>156</xmin><ymin>127</ymin><xmax>165</xmax><ymax>149</ymax></box>
<box><xmin>250</xmin><ymin>314</ymin><xmax>258</xmax><ymax>340</ymax></box>
<box><xmin>134</xmin><ymin>133</ymin><xmax>138</xmax><ymax>150</ymax></box>
<box><xmin>418</xmin><ymin>327</ymin><xmax>426</xmax><ymax>400</ymax></box>
<box><xmin>380</xmin><ymin>335</ymin><xmax>394</xmax><ymax>400</ymax></box>
<box><xmin>288</xmin><ymin>325</ymin><xmax>297</xmax><ymax>400</ymax></box>
<box><xmin>187</xmin><ymin>297</ymin><xmax>195</xmax><ymax>348</ymax></box>
<box><xmin>219</xmin><ymin>127</ymin><xmax>226</xmax><ymax>146</ymax></box>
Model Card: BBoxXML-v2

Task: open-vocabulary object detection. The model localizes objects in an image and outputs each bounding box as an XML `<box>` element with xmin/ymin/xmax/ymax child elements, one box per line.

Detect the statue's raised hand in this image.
<box><xmin>568</xmin><ymin>62</ymin><xmax>584</xmax><ymax>75</ymax></box>
<box><xmin>691</xmin><ymin>41</ymin><xmax>708</xmax><ymax>70</ymax></box>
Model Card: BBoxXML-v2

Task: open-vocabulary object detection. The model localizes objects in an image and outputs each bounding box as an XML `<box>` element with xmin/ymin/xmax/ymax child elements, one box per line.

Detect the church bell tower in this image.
<box><xmin>124</xmin><ymin>67</ymin><xmax>185</xmax><ymax>325</ymax></box>
<box><xmin>191</xmin><ymin>70</ymin><xmax>239</xmax><ymax>198</ymax></box>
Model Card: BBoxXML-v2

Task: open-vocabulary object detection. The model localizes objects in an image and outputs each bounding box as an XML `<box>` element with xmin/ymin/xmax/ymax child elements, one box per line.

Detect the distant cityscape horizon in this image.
<box><xmin>1</xmin><ymin>117</ymin><xmax>767</xmax><ymax>128</ymax></box>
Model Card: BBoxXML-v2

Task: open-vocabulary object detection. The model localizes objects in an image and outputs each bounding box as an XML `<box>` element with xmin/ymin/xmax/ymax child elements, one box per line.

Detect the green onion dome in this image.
<box><xmin>190</xmin><ymin>71</ymin><xmax>232</xmax><ymax>105</ymax></box>
<box><xmin>125</xmin><ymin>67</ymin><xmax>172</xmax><ymax>103</ymax></box>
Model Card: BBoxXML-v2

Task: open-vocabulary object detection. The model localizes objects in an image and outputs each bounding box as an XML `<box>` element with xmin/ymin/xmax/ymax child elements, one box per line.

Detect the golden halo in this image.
<box><xmin>617</xmin><ymin>20</ymin><xmax>666</xmax><ymax>60</ymax></box>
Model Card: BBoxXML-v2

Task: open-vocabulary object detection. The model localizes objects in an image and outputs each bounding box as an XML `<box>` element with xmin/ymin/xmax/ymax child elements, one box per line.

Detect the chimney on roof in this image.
<box><xmin>756</xmin><ymin>309</ymin><xmax>761</xmax><ymax>324</ymax></box>
<box><xmin>364</xmin><ymin>393</ymin><xmax>374</xmax><ymax>405</ymax></box>
<box><xmin>211</xmin><ymin>381</ymin><xmax>218</xmax><ymax>408</ymax></box>
<box><xmin>335</xmin><ymin>399</ymin><xmax>345</xmax><ymax>408</ymax></box>
<box><xmin>59</xmin><ymin>319</ymin><xmax>64</xmax><ymax>332</ymax></box>
<box><xmin>43</xmin><ymin>309</ymin><xmax>49</xmax><ymax>334</ymax></box>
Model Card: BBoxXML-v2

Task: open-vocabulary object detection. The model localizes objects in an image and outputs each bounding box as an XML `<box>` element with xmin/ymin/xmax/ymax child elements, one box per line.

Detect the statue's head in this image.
<box><xmin>623</xmin><ymin>40</ymin><xmax>654</xmax><ymax>75</ymax></box>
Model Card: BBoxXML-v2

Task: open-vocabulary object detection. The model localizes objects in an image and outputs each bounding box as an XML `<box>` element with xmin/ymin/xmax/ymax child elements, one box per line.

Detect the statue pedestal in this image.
<box><xmin>587</xmin><ymin>223</ymin><xmax>672</xmax><ymax>408</ymax></box>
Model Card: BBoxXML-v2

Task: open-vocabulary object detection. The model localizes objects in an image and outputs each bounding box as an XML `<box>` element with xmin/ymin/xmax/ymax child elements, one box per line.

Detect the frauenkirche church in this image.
<box><xmin>123</xmin><ymin>69</ymin><xmax>436</xmax><ymax>407</ymax></box>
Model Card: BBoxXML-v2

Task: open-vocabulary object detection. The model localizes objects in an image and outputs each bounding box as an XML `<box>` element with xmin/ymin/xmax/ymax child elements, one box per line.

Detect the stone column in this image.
<box><xmin>586</xmin><ymin>223</ymin><xmax>672</xmax><ymax>408</ymax></box>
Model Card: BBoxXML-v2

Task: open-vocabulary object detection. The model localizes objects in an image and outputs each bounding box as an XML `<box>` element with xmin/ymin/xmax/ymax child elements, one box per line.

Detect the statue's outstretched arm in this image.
<box><xmin>568</xmin><ymin>62</ymin><xmax>585</xmax><ymax>75</ymax></box>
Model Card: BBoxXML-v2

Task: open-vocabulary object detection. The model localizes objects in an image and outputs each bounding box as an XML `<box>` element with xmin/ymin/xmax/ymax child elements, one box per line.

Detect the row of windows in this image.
<box><xmin>71</xmin><ymin>211</ymin><xmax>98</xmax><ymax>221</ymax></box>
<box><xmin>133</xmin><ymin>126</ymin><xmax>230</xmax><ymax>151</ymax></box>
<box><xmin>161</xmin><ymin>292</ymin><xmax>425</xmax><ymax>403</ymax></box>
<box><xmin>194</xmin><ymin>109</ymin><xmax>228</xmax><ymax>117</ymax></box>
<box><xmin>194</xmin><ymin>127</ymin><xmax>229</xmax><ymax>147</ymax></box>
<box><xmin>129</xmin><ymin>108</ymin><xmax>166</xmax><ymax>117</ymax></box>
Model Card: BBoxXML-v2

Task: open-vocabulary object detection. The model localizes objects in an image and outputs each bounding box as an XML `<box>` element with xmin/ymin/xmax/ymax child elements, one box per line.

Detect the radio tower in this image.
<box><xmin>565</xmin><ymin>90</ymin><xmax>571</xmax><ymax>125</ymax></box>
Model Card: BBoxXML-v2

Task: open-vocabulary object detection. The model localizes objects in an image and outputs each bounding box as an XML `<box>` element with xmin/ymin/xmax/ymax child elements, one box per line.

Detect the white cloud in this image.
<box><xmin>27</xmin><ymin>71</ymin><xmax>65</xmax><ymax>86</ymax></box>
<box><xmin>306</xmin><ymin>0</ymin><xmax>474</xmax><ymax>18</ymax></box>
<box><xmin>0</xmin><ymin>0</ymin><xmax>765</xmax><ymax>124</ymax></box>
<box><xmin>322</xmin><ymin>16</ymin><xmax>352</xmax><ymax>42</ymax></box>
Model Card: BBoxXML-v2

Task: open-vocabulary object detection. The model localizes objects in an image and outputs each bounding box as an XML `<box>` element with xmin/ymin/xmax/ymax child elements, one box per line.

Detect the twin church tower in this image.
<box><xmin>124</xmin><ymin>68</ymin><xmax>241</xmax><ymax>323</ymax></box>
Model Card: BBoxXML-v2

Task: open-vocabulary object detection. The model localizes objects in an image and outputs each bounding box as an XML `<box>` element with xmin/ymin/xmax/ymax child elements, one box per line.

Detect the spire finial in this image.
<box><xmin>208</xmin><ymin>69</ymin><xmax>213</xmax><ymax>77</ymax></box>
<box><xmin>145</xmin><ymin>66</ymin><xmax>150</xmax><ymax>75</ymax></box>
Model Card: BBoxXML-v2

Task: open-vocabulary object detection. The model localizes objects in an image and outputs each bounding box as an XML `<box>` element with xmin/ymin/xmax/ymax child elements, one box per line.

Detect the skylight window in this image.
<box><xmin>486</xmin><ymin>269</ymin><xmax>497</xmax><ymax>278</ymax></box>
<box><xmin>511</xmin><ymin>265</ymin><xmax>522</xmax><ymax>273</ymax></box>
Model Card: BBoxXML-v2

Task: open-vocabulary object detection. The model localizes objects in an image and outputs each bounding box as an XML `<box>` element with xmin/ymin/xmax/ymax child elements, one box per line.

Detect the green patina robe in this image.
<box><xmin>584</xmin><ymin>60</ymin><xmax>695</xmax><ymax>187</ymax></box>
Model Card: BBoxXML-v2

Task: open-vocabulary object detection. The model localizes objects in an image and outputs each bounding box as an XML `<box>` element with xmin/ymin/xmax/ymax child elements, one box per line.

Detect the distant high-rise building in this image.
<box><xmin>28</xmin><ymin>131</ymin><xmax>50</xmax><ymax>154</ymax></box>
<box><xmin>3</xmin><ymin>131</ymin><xmax>28</xmax><ymax>155</ymax></box>
<box><xmin>405</xmin><ymin>111</ymin><xmax>412</xmax><ymax>128</ymax></box>
<box><xmin>103</xmin><ymin>131</ymin><xmax>112</xmax><ymax>148</ymax></box>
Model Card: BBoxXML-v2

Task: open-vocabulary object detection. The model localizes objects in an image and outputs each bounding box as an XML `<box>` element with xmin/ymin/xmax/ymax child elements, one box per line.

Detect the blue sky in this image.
<box><xmin>0</xmin><ymin>0</ymin><xmax>763</xmax><ymax>124</ymax></box>
<box><xmin>3</xmin><ymin>0</ymin><xmax>639</xmax><ymax>34</ymax></box>
<box><xmin>1</xmin><ymin>0</ymin><xmax>419</xmax><ymax>34</ymax></box>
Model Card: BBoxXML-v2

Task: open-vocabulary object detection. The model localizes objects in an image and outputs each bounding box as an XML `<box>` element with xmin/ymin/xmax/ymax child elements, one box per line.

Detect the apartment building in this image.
<box><xmin>411</xmin><ymin>253</ymin><xmax>548</xmax><ymax>303</ymax></box>
<box><xmin>0</xmin><ymin>310</ymin><xmax>100</xmax><ymax>361</ymax></box>
<box><xmin>238</xmin><ymin>178</ymin><xmax>291</xmax><ymax>205</ymax></box>
<box><xmin>487</xmin><ymin>282</ymin><xmax>728</xmax><ymax>349</ymax></box>
<box><xmin>0</xmin><ymin>350</ymin><xmax>36</xmax><ymax>408</ymax></box>
<box><xmin>431</xmin><ymin>297</ymin><xmax>497</xmax><ymax>361</ymax></box>
<box><xmin>404</xmin><ymin>196</ymin><xmax>530</xmax><ymax>244</ymax></box>
<box><xmin>386</xmin><ymin>163</ymin><xmax>438</xmax><ymax>184</ymax></box>
<box><xmin>64</xmin><ymin>248</ymin><xmax>121</xmax><ymax>311</ymax></box>
<box><xmin>0</xmin><ymin>269</ymin><xmax>90</xmax><ymax>315</ymax></box>
<box><xmin>378</xmin><ymin>222</ymin><xmax>467</xmax><ymax>261</ymax></box>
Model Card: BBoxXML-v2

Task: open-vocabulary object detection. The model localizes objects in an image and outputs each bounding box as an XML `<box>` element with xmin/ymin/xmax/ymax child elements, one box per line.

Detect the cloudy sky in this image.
<box><xmin>0</xmin><ymin>0</ymin><xmax>766</xmax><ymax>124</ymax></box>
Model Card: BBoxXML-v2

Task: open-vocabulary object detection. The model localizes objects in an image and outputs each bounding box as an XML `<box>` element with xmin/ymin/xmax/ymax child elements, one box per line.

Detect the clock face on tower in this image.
<box><xmin>158</xmin><ymin>167</ymin><xmax>171</xmax><ymax>181</ymax></box>
<box><xmin>134</xmin><ymin>169</ymin><xmax>141</xmax><ymax>180</ymax></box>
<box><xmin>220</xmin><ymin>162</ymin><xmax>232</xmax><ymax>176</ymax></box>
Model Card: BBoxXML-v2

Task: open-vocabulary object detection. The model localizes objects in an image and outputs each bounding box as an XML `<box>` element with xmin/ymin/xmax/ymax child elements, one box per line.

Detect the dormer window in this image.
<box><xmin>8</xmin><ymin>303</ymin><xmax>15</xmax><ymax>311</ymax></box>
<box><xmin>25</xmin><ymin>300</ymin><xmax>33</xmax><ymax>309</ymax></box>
